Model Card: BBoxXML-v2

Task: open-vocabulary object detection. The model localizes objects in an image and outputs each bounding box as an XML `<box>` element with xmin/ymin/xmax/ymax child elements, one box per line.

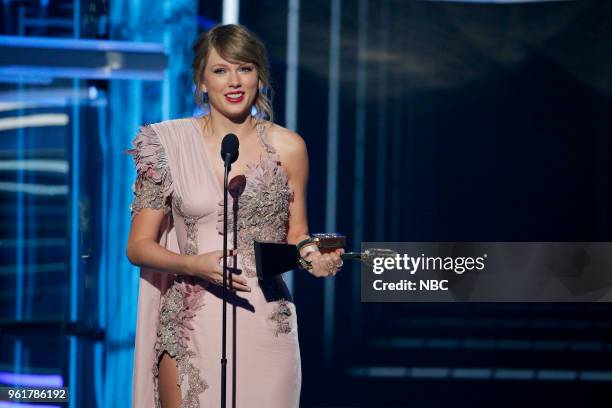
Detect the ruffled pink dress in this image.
<box><xmin>128</xmin><ymin>117</ymin><xmax>301</xmax><ymax>407</ymax></box>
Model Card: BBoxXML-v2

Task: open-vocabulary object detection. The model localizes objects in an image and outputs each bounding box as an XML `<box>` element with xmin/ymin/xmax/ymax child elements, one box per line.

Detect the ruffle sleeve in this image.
<box><xmin>127</xmin><ymin>125</ymin><xmax>174</xmax><ymax>217</ymax></box>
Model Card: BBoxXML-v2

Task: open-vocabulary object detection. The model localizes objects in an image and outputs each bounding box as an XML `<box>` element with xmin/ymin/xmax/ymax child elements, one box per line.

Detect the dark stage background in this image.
<box><xmin>0</xmin><ymin>0</ymin><xmax>610</xmax><ymax>407</ymax></box>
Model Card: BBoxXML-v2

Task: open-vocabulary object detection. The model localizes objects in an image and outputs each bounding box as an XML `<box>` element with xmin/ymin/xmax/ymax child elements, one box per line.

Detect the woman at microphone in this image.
<box><xmin>126</xmin><ymin>24</ymin><xmax>343</xmax><ymax>408</ymax></box>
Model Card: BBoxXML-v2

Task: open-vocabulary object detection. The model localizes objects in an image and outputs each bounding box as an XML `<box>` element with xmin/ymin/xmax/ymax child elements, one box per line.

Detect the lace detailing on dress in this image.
<box><xmin>216</xmin><ymin>124</ymin><xmax>294</xmax><ymax>277</ymax></box>
<box><xmin>173</xmin><ymin>195</ymin><xmax>204</xmax><ymax>255</ymax></box>
<box><xmin>153</xmin><ymin>277</ymin><xmax>208</xmax><ymax>407</ymax></box>
<box><xmin>150</xmin><ymin>195</ymin><xmax>208</xmax><ymax>405</ymax></box>
<box><xmin>269</xmin><ymin>300</ymin><xmax>293</xmax><ymax>336</ymax></box>
<box><xmin>128</xmin><ymin>125</ymin><xmax>173</xmax><ymax>217</ymax></box>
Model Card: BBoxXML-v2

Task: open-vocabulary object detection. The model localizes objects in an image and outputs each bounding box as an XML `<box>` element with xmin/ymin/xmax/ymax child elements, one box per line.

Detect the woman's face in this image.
<box><xmin>202</xmin><ymin>47</ymin><xmax>260</xmax><ymax>120</ymax></box>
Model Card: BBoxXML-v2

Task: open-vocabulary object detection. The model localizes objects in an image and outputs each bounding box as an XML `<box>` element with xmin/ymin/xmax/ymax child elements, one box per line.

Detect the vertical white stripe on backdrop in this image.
<box><xmin>223</xmin><ymin>0</ymin><xmax>240</xmax><ymax>24</ymax></box>
<box><xmin>352</xmin><ymin>0</ymin><xmax>368</xmax><ymax>340</ymax></box>
<box><xmin>375</xmin><ymin>0</ymin><xmax>389</xmax><ymax>240</ymax></box>
<box><xmin>324</xmin><ymin>0</ymin><xmax>342</xmax><ymax>368</ymax></box>
<box><xmin>284</xmin><ymin>0</ymin><xmax>300</xmax><ymax>293</ymax></box>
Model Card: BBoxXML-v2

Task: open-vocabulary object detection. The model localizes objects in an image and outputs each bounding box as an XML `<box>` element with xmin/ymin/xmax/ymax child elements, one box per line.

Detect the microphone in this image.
<box><xmin>221</xmin><ymin>133</ymin><xmax>239</xmax><ymax>171</ymax></box>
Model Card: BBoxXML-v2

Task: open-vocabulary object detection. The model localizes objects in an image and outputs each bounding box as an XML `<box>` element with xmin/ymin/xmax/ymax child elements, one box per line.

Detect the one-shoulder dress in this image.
<box><xmin>129</xmin><ymin>117</ymin><xmax>301</xmax><ymax>407</ymax></box>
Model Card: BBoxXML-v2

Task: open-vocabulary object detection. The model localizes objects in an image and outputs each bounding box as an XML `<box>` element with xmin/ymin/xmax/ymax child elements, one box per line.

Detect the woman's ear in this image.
<box><xmin>201</xmin><ymin>73</ymin><xmax>208</xmax><ymax>93</ymax></box>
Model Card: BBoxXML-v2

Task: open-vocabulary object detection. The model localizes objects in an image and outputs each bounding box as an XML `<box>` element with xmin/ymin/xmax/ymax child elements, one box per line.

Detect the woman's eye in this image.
<box><xmin>240</xmin><ymin>66</ymin><xmax>254</xmax><ymax>72</ymax></box>
<box><xmin>213</xmin><ymin>68</ymin><xmax>225</xmax><ymax>74</ymax></box>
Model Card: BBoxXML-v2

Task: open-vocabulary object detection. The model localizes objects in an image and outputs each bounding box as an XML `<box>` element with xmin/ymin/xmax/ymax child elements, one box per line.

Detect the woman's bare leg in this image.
<box><xmin>158</xmin><ymin>352</ymin><xmax>181</xmax><ymax>408</ymax></box>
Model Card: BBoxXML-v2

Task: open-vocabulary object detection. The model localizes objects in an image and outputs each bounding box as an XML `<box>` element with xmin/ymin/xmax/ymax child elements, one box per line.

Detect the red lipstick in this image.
<box><xmin>224</xmin><ymin>92</ymin><xmax>245</xmax><ymax>104</ymax></box>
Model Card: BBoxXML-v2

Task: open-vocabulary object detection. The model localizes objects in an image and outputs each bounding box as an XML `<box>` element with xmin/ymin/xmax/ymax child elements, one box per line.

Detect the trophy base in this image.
<box><xmin>253</xmin><ymin>241</ymin><xmax>299</xmax><ymax>280</ymax></box>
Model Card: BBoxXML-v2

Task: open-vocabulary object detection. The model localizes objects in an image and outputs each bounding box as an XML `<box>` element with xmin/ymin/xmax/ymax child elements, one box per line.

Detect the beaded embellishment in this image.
<box><xmin>173</xmin><ymin>195</ymin><xmax>204</xmax><ymax>256</ymax></box>
<box><xmin>216</xmin><ymin>123</ymin><xmax>294</xmax><ymax>277</ymax></box>
<box><xmin>269</xmin><ymin>300</ymin><xmax>293</xmax><ymax>336</ymax></box>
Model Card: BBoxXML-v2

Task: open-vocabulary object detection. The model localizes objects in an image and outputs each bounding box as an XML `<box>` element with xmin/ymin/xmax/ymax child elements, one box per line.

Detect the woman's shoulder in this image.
<box><xmin>134</xmin><ymin>117</ymin><xmax>199</xmax><ymax>149</ymax></box>
<box><xmin>262</xmin><ymin>121</ymin><xmax>307</xmax><ymax>157</ymax></box>
<box><xmin>131</xmin><ymin>117</ymin><xmax>199</xmax><ymax>164</ymax></box>
<box><xmin>145</xmin><ymin>117</ymin><xmax>197</xmax><ymax>134</ymax></box>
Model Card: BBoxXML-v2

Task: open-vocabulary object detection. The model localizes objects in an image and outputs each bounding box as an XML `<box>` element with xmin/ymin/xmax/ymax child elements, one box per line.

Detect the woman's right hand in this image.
<box><xmin>304</xmin><ymin>248</ymin><xmax>344</xmax><ymax>277</ymax></box>
<box><xmin>186</xmin><ymin>249</ymin><xmax>251</xmax><ymax>292</ymax></box>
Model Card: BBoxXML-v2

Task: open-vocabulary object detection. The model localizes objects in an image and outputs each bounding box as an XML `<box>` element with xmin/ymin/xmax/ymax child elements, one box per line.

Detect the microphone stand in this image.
<box><xmin>221</xmin><ymin>152</ymin><xmax>231</xmax><ymax>408</ymax></box>
<box><xmin>231</xmin><ymin>194</ymin><xmax>239</xmax><ymax>408</ymax></box>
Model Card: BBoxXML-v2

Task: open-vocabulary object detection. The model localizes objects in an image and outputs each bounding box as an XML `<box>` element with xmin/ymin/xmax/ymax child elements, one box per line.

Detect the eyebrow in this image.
<box><xmin>210</xmin><ymin>62</ymin><xmax>255</xmax><ymax>68</ymax></box>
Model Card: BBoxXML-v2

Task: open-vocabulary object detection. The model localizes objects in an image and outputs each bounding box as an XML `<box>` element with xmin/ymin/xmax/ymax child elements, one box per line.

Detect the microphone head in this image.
<box><xmin>221</xmin><ymin>133</ymin><xmax>239</xmax><ymax>164</ymax></box>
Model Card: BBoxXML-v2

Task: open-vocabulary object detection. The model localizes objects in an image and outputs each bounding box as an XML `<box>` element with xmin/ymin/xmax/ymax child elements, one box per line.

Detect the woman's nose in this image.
<box><xmin>228</xmin><ymin>70</ymin><xmax>241</xmax><ymax>86</ymax></box>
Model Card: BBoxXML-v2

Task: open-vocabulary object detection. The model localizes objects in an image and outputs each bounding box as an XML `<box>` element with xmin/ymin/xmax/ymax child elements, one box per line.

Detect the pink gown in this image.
<box><xmin>129</xmin><ymin>117</ymin><xmax>301</xmax><ymax>407</ymax></box>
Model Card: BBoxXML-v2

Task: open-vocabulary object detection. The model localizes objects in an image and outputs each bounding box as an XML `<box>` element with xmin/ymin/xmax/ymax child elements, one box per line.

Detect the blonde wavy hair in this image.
<box><xmin>192</xmin><ymin>24</ymin><xmax>274</xmax><ymax>121</ymax></box>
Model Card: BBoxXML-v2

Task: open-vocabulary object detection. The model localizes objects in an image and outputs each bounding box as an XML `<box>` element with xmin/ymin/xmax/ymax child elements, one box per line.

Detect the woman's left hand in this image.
<box><xmin>305</xmin><ymin>248</ymin><xmax>345</xmax><ymax>277</ymax></box>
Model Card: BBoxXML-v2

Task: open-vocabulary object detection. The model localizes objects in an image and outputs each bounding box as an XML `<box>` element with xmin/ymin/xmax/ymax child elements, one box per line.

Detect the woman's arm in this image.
<box><xmin>271</xmin><ymin>126</ymin><xmax>343</xmax><ymax>277</ymax></box>
<box><xmin>275</xmin><ymin>129</ymin><xmax>310</xmax><ymax>246</ymax></box>
<box><xmin>127</xmin><ymin>205</ymin><xmax>248</xmax><ymax>291</ymax></box>
<box><xmin>127</xmin><ymin>208</ymin><xmax>193</xmax><ymax>275</ymax></box>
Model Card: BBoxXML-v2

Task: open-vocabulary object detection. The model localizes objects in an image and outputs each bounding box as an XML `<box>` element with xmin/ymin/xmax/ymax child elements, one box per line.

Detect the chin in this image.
<box><xmin>224</xmin><ymin>103</ymin><xmax>255</xmax><ymax>118</ymax></box>
<box><xmin>211</xmin><ymin>98</ymin><xmax>256</xmax><ymax>121</ymax></box>
<box><xmin>223</xmin><ymin>107</ymin><xmax>251</xmax><ymax>121</ymax></box>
